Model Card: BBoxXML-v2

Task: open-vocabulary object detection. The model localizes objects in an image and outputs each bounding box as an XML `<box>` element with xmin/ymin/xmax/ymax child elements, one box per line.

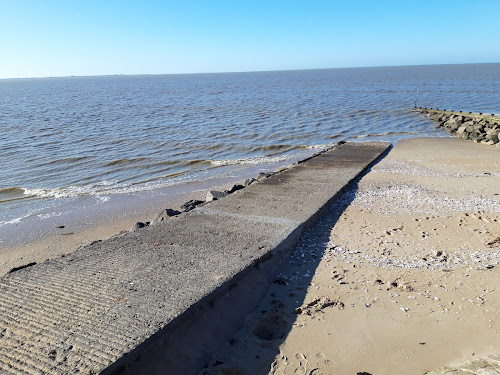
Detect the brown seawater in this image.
<box><xmin>0</xmin><ymin>64</ymin><xmax>498</xmax><ymax>235</ymax></box>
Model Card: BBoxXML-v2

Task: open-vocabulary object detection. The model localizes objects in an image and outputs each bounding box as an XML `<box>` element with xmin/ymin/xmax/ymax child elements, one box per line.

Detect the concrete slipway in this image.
<box><xmin>0</xmin><ymin>141</ymin><xmax>390</xmax><ymax>375</ymax></box>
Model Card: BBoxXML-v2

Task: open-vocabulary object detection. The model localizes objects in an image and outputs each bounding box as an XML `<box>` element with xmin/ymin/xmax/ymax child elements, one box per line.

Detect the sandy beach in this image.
<box><xmin>1</xmin><ymin>137</ymin><xmax>498</xmax><ymax>374</ymax></box>
<box><xmin>202</xmin><ymin>137</ymin><xmax>500</xmax><ymax>375</ymax></box>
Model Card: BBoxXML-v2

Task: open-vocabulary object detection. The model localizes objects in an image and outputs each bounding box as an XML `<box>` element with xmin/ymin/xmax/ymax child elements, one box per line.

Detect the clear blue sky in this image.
<box><xmin>1</xmin><ymin>0</ymin><xmax>499</xmax><ymax>78</ymax></box>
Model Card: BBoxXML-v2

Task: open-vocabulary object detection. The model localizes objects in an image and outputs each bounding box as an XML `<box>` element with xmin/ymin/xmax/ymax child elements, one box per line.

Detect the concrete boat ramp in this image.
<box><xmin>0</xmin><ymin>142</ymin><xmax>390</xmax><ymax>375</ymax></box>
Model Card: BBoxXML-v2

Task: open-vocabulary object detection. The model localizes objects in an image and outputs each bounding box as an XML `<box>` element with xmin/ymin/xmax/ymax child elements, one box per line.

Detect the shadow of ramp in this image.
<box><xmin>100</xmin><ymin>192</ymin><xmax>354</xmax><ymax>375</ymax></box>
<box><xmin>198</xmin><ymin>171</ymin><xmax>376</xmax><ymax>374</ymax></box>
<box><xmin>100</xmin><ymin>144</ymin><xmax>391</xmax><ymax>375</ymax></box>
<box><xmin>101</xmin><ymin>224</ymin><xmax>305</xmax><ymax>375</ymax></box>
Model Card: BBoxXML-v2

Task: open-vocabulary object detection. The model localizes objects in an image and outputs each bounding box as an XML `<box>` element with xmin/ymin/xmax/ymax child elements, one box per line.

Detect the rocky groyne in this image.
<box><xmin>417</xmin><ymin>107</ymin><xmax>500</xmax><ymax>147</ymax></box>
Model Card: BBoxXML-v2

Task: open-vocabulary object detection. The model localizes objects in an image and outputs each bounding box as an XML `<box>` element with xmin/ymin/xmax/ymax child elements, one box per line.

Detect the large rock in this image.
<box><xmin>470</xmin><ymin>130</ymin><xmax>483</xmax><ymax>140</ymax></box>
<box><xmin>205</xmin><ymin>190</ymin><xmax>228</xmax><ymax>202</ymax></box>
<box><xmin>181</xmin><ymin>199</ymin><xmax>204</xmax><ymax>212</ymax></box>
<box><xmin>130</xmin><ymin>222</ymin><xmax>148</xmax><ymax>231</ymax></box>
<box><xmin>485</xmin><ymin>129</ymin><xmax>500</xmax><ymax>143</ymax></box>
<box><xmin>474</xmin><ymin>134</ymin><xmax>486</xmax><ymax>142</ymax></box>
<box><xmin>227</xmin><ymin>184</ymin><xmax>245</xmax><ymax>194</ymax></box>
<box><xmin>481</xmin><ymin>140</ymin><xmax>495</xmax><ymax>145</ymax></box>
<box><xmin>151</xmin><ymin>208</ymin><xmax>181</xmax><ymax>225</ymax></box>
<box><xmin>444</xmin><ymin>116</ymin><xmax>463</xmax><ymax>128</ymax></box>
<box><xmin>244</xmin><ymin>178</ymin><xmax>256</xmax><ymax>186</ymax></box>
<box><xmin>459</xmin><ymin>132</ymin><xmax>470</xmax><ymax>140</ymax></box>
<box><xmin>257</xmin><ymin>172</ymin><xmax>273</xmax><ymax>182</ymax></box>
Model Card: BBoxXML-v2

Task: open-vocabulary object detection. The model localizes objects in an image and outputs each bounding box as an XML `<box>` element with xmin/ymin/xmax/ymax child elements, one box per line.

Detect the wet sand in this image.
<box><xmin>202</xmin><ymin>137</ymin><xmax>500</xmax><ymax>375</ymax></box>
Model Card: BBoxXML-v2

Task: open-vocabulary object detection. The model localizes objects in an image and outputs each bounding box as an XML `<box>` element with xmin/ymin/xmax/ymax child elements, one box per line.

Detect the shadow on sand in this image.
<box><xmin>200</xmin><ymin>154</ymin><xmax>388</xmax><ymax>375</ymax></box>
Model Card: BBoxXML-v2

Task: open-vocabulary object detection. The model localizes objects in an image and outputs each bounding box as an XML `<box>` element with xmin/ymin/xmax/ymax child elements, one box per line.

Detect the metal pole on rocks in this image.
<box><xmin>413</xmin><ymin>70</ymin><xmax>422</xmax><ymax>109</ymax></box>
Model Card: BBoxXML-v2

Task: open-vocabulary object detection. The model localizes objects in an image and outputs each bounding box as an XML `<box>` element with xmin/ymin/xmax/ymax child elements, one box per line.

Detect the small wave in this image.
<box><xmin>185</xmin><ymin>159</ymin><xmax>211</xmax><ymax>166</ymax></box>
<box><xmin>4</xmin><ymin>158</ymin><xmax>222</xmax><ymax>202</ymax></box>
<box><xmin>102</xmin><ymin>157</ymin><xmax>146</xmax><ymax>167</ymax></box>
<box><xmin>0</xmin><ymin>187</ymin><xmax>25</xmax><ymax>196</ymax></box>
<box><xmin>130</xmin><ymin>171</ymin><xmax>185</xmax><ymax>186</ymax></box>
<box><xmin>306</xmin><ymin>143</ymin><xmax>336</xmax><ymax>150</ymax></box>
<box><xmin>23</xmin><ymin>180</ymin><xmax>117</xmax><ymax>199</ymax></box>
<box><xmin>17</xmin><ymin>171</ymin><xmax>205</xmax><ymax>200</ymax></box>
<box><xmin>36</xmin><ymin>156</ymin><xmax>94</xmax><ymax>167</ymax></box>
<box><xmin>346</xmin><ymin>109</ymin><xmax>381</xmax><ymax>118</ymax></box>
<box><xmin>211</xmin><ymin>154</ymin><xmax>298</xmax><ymax>167</ymax></box>
<box><xmin>201</xmin><ymin>144</ymin><xmax>226</xmax><ymax>151</ymax></box>
<box><xmin>351</xmin><ymin>131</ymin><xmax>422</xmax><ymax>139</ymax></box>
<box><xmin>246</xmin><ymin>119</ymin><xmax>264</xmax><ymax>125</ymax></box>
<box><xmin>146</xmin><ymin>160</ymin><xmax>183</xmax><ymax>168</ymax></box>
<box><xmin>0</xmin><ymin>186</ymin><xmax>33</xmax><ymax>204</ymax></box>
<box><xmin>250</xmin><ymin>144</ymin><xmax>306</xmax><ymax>153</ymax></box>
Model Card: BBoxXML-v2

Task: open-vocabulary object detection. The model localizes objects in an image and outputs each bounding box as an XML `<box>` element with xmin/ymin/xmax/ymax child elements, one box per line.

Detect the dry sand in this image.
<box><xmin>202</xmin><ymin>137</ymin><xmax>500</xmax><ymax>375</ymax></box>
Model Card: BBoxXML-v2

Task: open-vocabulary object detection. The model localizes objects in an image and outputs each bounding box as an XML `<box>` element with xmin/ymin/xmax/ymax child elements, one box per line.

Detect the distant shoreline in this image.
<box><xmin>1</xmin><ymin>61</ymin><xmax>498</xmax><ymax>81</ymax></box>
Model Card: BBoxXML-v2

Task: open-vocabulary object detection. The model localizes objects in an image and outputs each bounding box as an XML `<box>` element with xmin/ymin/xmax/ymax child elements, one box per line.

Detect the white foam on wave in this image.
<box><xmin>0</xmin><ymin>208</ymin><xmax>39</xmax><ymax>227</ymax></box>
<box><xmin>19</xmin><ymin>170</ymin><xmax>208</xmax><ymax>201</ymax></box>
<box><xmin>13</xmin><ymin>143</ymin><xmax>328</xmax><ymax>204</ymax></box>
<box><xmin>23</xmin><ymin>180</ymin><xmax>117</xmax><ymax>199</ymax></box>
<box><xmin>0</xmin><ymin>216</ymin><xmax>25</xmax><ymax>226</ymax></box>
<box><xmin>211</xmin><ymin>143</ymin><xmax>335</xmax><ymax>167</ymax></box>
<box><xmin>305</xmin><ymin>143</ymin><xmax>336</xmax><ymax>150</ymax></box>
<box><xmin>211</xmin><ymin>154</ymin><xmax>298</xmax><ymax>167</ymax></box>
<box><xmin>24</xmin><ymin>184</ymin><xmax>135</xmax><ymax>200</ymax></box>
<box><xmin>36</xmin><ymin>212</ymin><xmax>62</xmax><ymax>220</ymax></box>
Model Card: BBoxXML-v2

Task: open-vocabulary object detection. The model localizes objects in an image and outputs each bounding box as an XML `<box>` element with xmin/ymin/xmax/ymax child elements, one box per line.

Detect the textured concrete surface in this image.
<box><xmin>0</xmin><ymin>142</ymin><xmax>390</xmax><ymax>375</ymax></box>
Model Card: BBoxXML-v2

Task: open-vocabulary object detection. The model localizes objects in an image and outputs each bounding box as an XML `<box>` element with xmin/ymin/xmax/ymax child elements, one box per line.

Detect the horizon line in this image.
<box><xmin>1</xmin><ymin>61</ymin><xmax>498</xmax><ymax>81</ymax></box>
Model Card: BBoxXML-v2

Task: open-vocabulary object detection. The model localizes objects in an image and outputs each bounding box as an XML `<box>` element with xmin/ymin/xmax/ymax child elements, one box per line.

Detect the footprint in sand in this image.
<box><xmin>270</xmin><ymin>352</ymin><xmax>332</xmax><ymax>375</ymax></box>
<box><xmin>294</xmin><ymin>296</ymin><xmax>344</xmax><ymax>316</ymax></box>
<box><xmin>283</xmin><ymin>353</ymin><xmax>312</xmax><ymax>374</ymax></box>
<box><xmin>384</xmin><ymin>226</ymin><xmax>406</xmax><ymax>236</ymax></box>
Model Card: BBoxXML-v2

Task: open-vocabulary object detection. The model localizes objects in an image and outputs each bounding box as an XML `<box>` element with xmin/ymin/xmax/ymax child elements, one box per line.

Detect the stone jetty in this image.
<box><xmin>417</xmin><ymin>107</ymin><xmax>500</xmax><ymax>146</ymax></box>
<box><xmin>0</xmin><ymin>142</ymin><xmax>390</xmax><ymax>375</ymax></box>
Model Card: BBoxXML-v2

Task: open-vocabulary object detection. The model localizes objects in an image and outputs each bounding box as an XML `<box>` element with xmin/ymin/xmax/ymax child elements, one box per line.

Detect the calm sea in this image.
<box><xmin>1</xmin><ymin>63</ymin><xmax>499</xmax><ymax>232</ymax></box>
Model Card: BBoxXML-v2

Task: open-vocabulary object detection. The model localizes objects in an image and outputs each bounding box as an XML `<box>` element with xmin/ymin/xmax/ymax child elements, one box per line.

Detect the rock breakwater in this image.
<box><xmin>417</xmin><ymin>107</ymin><xmax>500</xmax><ymax>147</ymax></box>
